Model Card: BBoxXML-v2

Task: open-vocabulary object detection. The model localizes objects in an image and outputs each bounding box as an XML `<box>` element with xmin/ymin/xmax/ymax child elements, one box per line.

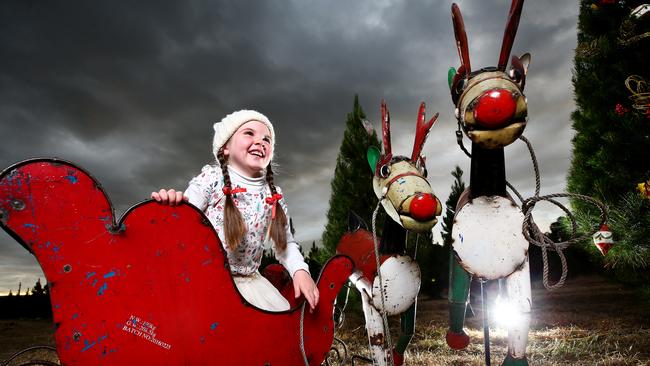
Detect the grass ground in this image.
<box><xmin>1</xmin><ymin>275</ymin><xmax>649</xmax><ymax>365</ymax></box>
<box><xmin>332</xmin><ymin>275</ymin><xmax>650</xmax><ymax>365</ymax></box>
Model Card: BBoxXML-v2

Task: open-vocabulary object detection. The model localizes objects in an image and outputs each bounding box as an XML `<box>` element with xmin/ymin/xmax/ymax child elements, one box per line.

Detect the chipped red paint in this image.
<box><xmin>336</xmin><ymin>229</ymin><xmax>389</xmax><ymax>280</ymax></box>
<box><xmin>410</xmin><ymin>102</ymin><xmax>438</xmax><ymax>162</ymax></box>
<box><xmin>0</xmin><ymin>159</ymin><xmax>353</xmax><ymax>365</ymax></box>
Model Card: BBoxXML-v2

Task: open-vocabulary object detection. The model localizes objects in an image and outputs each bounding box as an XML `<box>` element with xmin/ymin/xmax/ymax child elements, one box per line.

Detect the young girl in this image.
<box><xmin>152</xmin><ymin>110</ymin><xmax>319</xmax><ymax>312</ymax></box>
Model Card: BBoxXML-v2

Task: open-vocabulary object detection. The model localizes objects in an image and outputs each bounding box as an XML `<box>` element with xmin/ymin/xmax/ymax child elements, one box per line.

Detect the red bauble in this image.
<box><xmin>615</xmin><ymin>103</ymin><xmax>628</xmax><ymax>116</ymax></box>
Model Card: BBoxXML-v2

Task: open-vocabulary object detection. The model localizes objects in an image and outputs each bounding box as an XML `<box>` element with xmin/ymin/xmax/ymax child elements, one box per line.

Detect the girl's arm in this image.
<box><xmin>273</xmin><ymin>194</ymin><xmax>319</xmax><ymax>310</ymax></box>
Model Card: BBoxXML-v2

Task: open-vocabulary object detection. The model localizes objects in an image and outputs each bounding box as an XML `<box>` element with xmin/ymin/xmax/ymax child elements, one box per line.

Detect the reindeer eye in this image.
<box><xmin>454</xmin><ymin>78</ymin><xmax>466</xmax><ymax>96</ymax></box>
<box><xmin>509</xmin><ymin>68</ymin><xmax>522</xmax><ymax>83</ymax></box>
<box><xmin>379</xmin><ymin>164</ymin><xmax>391</xmax><ymax>178</ymax></box>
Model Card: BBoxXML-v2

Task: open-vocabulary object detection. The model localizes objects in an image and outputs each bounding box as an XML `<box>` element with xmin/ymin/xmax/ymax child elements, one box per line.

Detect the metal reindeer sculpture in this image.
<box><xmin>446</xmin><ymin>1</ymin><xmax>533</xmax><ymax>365</ymax></box>
<box><xmin>336</xmin><ymin>101</ymin><xmax>442</xmax><ymax>366</ymax></box>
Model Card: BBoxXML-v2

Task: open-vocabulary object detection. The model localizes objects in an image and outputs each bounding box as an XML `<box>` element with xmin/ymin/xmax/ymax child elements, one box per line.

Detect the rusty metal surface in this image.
<box><xmin>504</xmin><ymin>259</ymin><xmax>532</xmax><ymax>359</ymax></box>
<box><xmin>452</xmin><ymin>195</ymin><xmax>528</xmax><ymax>280</ymax></box>
<box><xmin>0</xmin><ymin>159</ymin><xmax>353</xmax><ymax>365</ymax></box>
<box><xmin>358</xmin><ymin>281</ymin><xmax>390</xmax><ymax>366</ymax></box>
<box><xmin>373</xmin><ymin>160</ymin><xmax>441</xmax><ymax>233</ymax></box>
<box><xmin>371</xmin><ymin>255</ymin><xmax>420</xmax><ymax>316</ymax></box>
<box><xmin>336</xmin><ymin>229</ymin><xmax>389</xmax><ymax>280</ymax></box>
<box><xmin>371</xmin><ymin>101</ymin><xmax>442</xmax><ymax>234</ymax></box>
<box><xmin>457</xmin><ymin>71</ymin><xmax>527</xmax><ymax>149</ymax></box>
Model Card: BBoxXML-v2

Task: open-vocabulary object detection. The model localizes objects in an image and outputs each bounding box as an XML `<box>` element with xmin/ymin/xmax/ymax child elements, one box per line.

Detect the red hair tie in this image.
<box><xmin>265</xmin><ymin>193</ymin><xmax>283</xmax><ymax>219</ymax></box>
<box><xmin>222</xmin><ymin>186</ymin><xmax>247</xmax><ymax>196</ymax></box>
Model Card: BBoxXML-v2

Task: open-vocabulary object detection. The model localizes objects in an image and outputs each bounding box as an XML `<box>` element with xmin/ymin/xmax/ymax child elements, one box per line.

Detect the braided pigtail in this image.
<box><xmin>266</xmin><ymin>164</ymin><xmax>287</xmax><ymax>251</ymax></box>
<box><xmin>217</xmin><ymin>148</ymin><xmax>246</xmax><ymax>250</ymax></box>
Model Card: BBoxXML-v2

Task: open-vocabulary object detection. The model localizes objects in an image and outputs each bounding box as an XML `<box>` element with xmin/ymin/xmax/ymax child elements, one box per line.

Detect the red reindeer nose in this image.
<box><xmin>409</xmin><ymin>193</ymin><xmax>437</xmax><ymax>221</ymax></box>
<box><xmin>473</xmin><ymin>89</ymin><xmax>517</xmax><ymax>129</ymax></box>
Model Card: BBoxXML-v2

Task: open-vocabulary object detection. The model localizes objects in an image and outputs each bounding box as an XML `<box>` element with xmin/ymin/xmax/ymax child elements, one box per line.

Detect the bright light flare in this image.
<box><xmin>492</xmin><ymin>295</ymin><xmax>522</xmax><ymax>329</ymax></box>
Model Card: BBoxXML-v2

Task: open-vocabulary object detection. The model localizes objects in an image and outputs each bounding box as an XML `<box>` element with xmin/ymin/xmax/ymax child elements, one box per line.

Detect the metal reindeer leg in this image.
<box><xmin>503</xmin><ymin>259</ymin><xmax>532</xmax><ymax>365</ymax></box>
<box><xmin>447</xmin><ymin>248</ymin><xmax>472</xmax><ymax>349</ymax></box>
<box><xmin>350</xmin><ymin>271</ymin><xmax>392</xmax><ymax>365</ymax></box>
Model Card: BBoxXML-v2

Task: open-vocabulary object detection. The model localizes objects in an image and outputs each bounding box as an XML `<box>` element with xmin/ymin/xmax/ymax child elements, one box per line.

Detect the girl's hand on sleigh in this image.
<box><xmin>151</xmin><ymin>189</ymin><xmax>187</xmax><ymax>206</ymax></box>
<box><xmin>293</xmin><ymin>269</ymin><xmax>319</xmax><ymax>312</ymax></box>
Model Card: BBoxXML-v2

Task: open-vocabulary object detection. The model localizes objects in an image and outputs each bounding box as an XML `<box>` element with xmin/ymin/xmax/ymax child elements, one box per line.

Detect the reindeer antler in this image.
<box><xmin>411</xmin><ymin>102</ymin><xmax>438</xmax><ymax>162</ymax></box>
<box><xmin>498</xmin><ymin>0</ymin><xmax>525</xmax><ymax>71</ymax></box>
<box><xmin>451</xmin><ymin>3</ymin><xmax>471</xmax><ymax>78</ymax></box>
<box><xmin>381</xmin><ymin>99</ymin><xmax>392</xmax><ymax>157</ymax></box>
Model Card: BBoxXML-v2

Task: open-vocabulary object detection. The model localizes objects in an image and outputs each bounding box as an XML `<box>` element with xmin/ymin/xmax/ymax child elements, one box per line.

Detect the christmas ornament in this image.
<box><xmin>590</xmin><ymin>0</ymin><xmax>623</xmax><ymax>10</ymax></box>
<box><xmin>576</xmin><ymin>37</ymin><xmax>605</xmax><ymax>58</ymax></box>
<box><xmin>592</xmin><ymin>223</ymin><xmax>615</xmax><ymax>255</ymax></box>
<box><xmin>638</xmin><ymin>179</ymin><xmax>650</xmax><ymax>199</ymax></box>
<box><xmin>625</xmin><ymin>75</ymin><xmax>650</xmax><ymax>116</ymax></box>
<box><xmin>619</xmin><ymin>4</ymin><xmax>650</xmax><ymax>46</ymax></box>
<box><xmin>615</xmin><ymin>103</ymin><xmax>629</xmax><ymax>115</ymax></box>
<box><xmin>631</xmin><ymin>4</ymin><xmax>650</xmax><ymax>19</ymax></box>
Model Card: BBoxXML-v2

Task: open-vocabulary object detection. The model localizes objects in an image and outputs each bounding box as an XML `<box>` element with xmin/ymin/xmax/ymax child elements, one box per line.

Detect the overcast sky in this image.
<box><xmin>0</xmin><ymin>0</ymin><xmax>580</xmax><ymax>295</ymax></box>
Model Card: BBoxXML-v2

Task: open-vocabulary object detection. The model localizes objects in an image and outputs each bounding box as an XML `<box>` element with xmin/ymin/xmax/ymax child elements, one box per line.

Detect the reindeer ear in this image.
<box><xmin>448</xmin><ymin>67</ymin><xmax>457</xmax><ymax>90</ymax></box>
<box><xmin>519</xmin><ymin>52</ymin><xmax>531</xmax><ymax>74</ymax></box>
<box><xmin>367</xmin><ymin>146</ymin><xmax>380</xmax><ymax>174</ymax></box>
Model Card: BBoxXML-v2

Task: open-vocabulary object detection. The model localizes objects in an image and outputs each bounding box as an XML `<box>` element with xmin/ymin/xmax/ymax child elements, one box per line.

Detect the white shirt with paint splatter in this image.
<box><xmin>184</xmin><ymin>164</ymin><xmax>309</xmax><ymax>278</ymax></box>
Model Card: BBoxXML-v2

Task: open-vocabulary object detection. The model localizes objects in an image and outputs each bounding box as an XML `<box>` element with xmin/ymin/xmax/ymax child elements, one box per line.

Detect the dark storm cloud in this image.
<box><xmin>0</xmin><ymin>0</ymin><xmax>579</xmax><ymax>293</ymax></box>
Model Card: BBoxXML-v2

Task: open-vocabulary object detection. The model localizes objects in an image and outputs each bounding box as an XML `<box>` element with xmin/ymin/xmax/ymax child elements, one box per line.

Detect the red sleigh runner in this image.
<box><xmin>0</xmin><ymin>158</ymin><xmax>353</xmax><ymax>365</ymax></box>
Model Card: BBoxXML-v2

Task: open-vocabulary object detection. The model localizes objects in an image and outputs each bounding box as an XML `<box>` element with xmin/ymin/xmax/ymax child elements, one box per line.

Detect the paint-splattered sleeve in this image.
<box><xmin>184</xmin><ymin>164</ymin><xmax>220</xmax><ymax>212</ymax></box>
<box><xmin>273</xmin><ymin>187</ymin><xmax>310</xmax><ymax>278</ymax></box>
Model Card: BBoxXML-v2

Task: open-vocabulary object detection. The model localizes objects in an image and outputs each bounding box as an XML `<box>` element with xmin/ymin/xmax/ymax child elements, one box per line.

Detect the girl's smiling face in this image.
<box><xmin>223</xmin><ymin>120</ymin><xmax>273</xmax><ymax>177</ymax></box>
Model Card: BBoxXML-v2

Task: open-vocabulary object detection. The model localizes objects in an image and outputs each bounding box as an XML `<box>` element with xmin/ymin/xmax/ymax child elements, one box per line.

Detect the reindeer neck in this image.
<box><xmin>469</xmin><ymin>142</ymin><xmax>507</xmax><ymax>199</ymax></box>
<box><xmin>379</xmin><ymin>215</ymin><xmax>406</xmax><ymax>255</ymax></box>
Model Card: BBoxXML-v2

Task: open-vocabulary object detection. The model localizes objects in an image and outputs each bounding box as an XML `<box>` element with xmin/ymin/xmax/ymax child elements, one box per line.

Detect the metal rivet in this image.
<box><xmin>73</xmin><ymin>332</ymin><xmax>81</xmax><ymax>341</ymax></box>
<box><xmin>63</xmin><ymin>264</ymin><xmax>72</xmax><ymax>273</ymax></box>
<box><xmin>10</xmin><ymin>199</ymin><xmax>25</xmax><ymax>211</ymax></box>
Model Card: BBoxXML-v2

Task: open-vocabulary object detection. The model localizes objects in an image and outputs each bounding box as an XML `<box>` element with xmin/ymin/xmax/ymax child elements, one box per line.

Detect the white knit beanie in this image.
<box><xmin>212</xmin><ymin>109</ymin><xmax>275</xmax><ymax>162</ymax></box>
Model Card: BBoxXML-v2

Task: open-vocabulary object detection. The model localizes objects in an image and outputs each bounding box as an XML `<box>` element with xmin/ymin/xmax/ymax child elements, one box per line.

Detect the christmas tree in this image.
<box><xmin>568</xmin><ymin>0</ymin><xmax>650</xmax><ymax>283</ymax></box>
<box><xmin>318</xmin><ymin>96</ymin><xmax>380</xmax><ymax>262</ymax></box>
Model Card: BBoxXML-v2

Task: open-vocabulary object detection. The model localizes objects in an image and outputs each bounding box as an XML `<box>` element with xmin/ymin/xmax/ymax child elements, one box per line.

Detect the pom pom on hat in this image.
<box><xmin>213</xmin><ymin>109</ymin><xmax>275</xmax><ymax>162</ymax></box>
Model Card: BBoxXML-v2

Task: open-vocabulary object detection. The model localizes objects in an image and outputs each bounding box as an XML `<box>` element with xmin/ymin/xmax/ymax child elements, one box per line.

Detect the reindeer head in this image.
<box><xmin>449</xmin><ymin>0</ymin><xmax>530</xmax><ymax>149</ymax></box>
<box><xmin>367</xmin><ymin>101</ymin><xmax>442</xmax><ymax>233</ymax></box>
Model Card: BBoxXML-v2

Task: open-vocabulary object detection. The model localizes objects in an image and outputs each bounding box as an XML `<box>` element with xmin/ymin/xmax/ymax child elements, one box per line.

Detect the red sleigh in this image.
<box><xmin>0</xmin><ymin>158</ymin><xmax>353</xmax><ymax>365</ymax></box>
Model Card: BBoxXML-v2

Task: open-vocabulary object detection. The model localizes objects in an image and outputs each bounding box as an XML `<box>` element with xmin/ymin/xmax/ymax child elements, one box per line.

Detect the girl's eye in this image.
<box><xmin>263</xmin><ymin>137</ymin><xmax>271</xmax><ymax>143</ymax></box>
<box><xmin>244</xmin><ymin>131</ymin><xmax>253</xmax><ymax>136</ymax></box>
